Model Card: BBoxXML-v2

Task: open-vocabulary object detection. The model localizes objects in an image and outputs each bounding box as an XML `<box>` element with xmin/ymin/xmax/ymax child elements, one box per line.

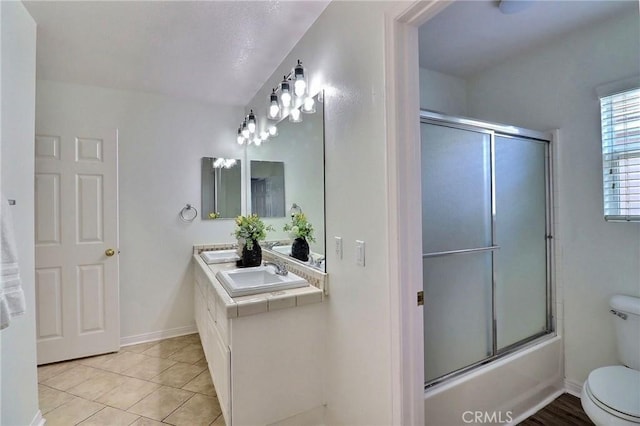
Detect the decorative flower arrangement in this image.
<box><xmin>283</xmin><ymin>213</ymin><xmax>315</xmax><ymax>242</ymax></box>
<box><xmin>233</xmin><ymin>214</ymin><xmax>274</xmax><ymax>250</ymax></box>
<box><xmin>208</xmin><ymin>212</ymin><xmax>220</xmax><ymax>219</ymax></box>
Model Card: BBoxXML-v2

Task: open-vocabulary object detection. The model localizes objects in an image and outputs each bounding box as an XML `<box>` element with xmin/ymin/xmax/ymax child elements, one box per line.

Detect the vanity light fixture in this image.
<box><xmin>241</xmin><ymin>119</ymin><xmax>250</xmax><ymax>138</ymax></box>
<box><xmin>268</xmin><ymin>89</ymin><xmax>280</xmax><ymax>120</ymax></box>
<box><xmin>302</xmin><ymin>96</ymin><xmax>316</xmax><ymax>114</ymax></box>
<box><xmin>234</xmin><ymin>59</ymin><xmax>315</xmax><ymax>147</ymax></box>
<box><xmin>247</xmin><ymin>110</ymin><xmax>257</xmax><ymax>133</ymax></box>
<box><xmin>280</xmin><ymin>76</ymin><xmax>292</xmax><ymax>108</ymax></box>
<box><xmin>236</xmin><ymin>127</ymin><xmax>244</xmax><ymax>144</ymax></box>
<box><xmin>213</xmin><ymin>158</ymin><xmax>237</xmax><ymax>169</ymax></box>
<box><xmin>289</xmin><ymin>107</ymin><xmax>302</xmax><ymax>123</ymax></box>
<box><xmin>293</xmin><ymin>60</ymin><xmax>307</xmax><ymax>97</ymax></box>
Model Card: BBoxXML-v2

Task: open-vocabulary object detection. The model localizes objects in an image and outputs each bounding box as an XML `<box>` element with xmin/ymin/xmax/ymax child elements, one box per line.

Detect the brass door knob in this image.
<box><xmin>105</xmin><ymin>248</ymin><xmax>116</xmax><ymax>257</ymax></box>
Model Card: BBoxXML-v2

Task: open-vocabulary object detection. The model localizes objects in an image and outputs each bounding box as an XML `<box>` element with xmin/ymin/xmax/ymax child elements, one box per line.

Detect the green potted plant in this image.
<box><xmin>283</xmin><ymin>213</ymin><xmax>315</xmax><ymax>262</ymax></box>
<box><xmin>233</xmin><ymin>214</ymin><xmax>274</xmax><ymax>267</ymax></box>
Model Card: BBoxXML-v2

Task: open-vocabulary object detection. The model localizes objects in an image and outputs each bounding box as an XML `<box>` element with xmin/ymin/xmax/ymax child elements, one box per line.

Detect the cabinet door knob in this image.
<box><xmin>105</xmin><ymin>248</ymin><xmax>116</xmax><ymax>257</ymax></box>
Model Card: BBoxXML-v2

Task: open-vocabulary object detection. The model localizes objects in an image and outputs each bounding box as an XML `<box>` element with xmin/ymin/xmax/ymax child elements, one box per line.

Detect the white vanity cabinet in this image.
<box><xmin>193</xmin><ymin>255</ymin><xmax>325</xmax><ymax>426</ymax></box>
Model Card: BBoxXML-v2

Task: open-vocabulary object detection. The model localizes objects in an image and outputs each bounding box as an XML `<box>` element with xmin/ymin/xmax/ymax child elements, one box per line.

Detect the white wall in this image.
<box><xmin>0</xmin><ymin>2</ymin><xmax>40</xmax><ymax>425</ymax></box>
<box><xmin>466</xmin><ymin>12</ymin><xmax>640</xmax><ymax>385</ymax></box>
<box><xmin>419</xmin><ymin>67</ymin><xmax>467</xmax><ymax>116</ymax></box>
<box><xmin>35</xmin><ymin>80</ymin><xmax>243</xmax><ymax>340</ymax></box>
<box><xmin>247</xmin><ymin>2</ymin><xmax>402</xmax><ymax>424</ymax></box>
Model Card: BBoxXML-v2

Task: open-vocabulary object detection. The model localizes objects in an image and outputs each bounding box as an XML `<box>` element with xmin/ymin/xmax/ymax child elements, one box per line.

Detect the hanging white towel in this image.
<box><xmin>1</xmin><ymin>195</ymin><xmax>26</xmax><ymax>329</ymax></box>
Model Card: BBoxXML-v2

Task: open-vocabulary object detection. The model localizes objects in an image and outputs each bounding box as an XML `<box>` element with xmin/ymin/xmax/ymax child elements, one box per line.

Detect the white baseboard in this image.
<box><xmin>508</xmin><ymin>388</ymin><xmax>565</xmax><ymax>426</ymax></box>
<box><xmin>31</xmin><ymin>410</ymin><xmax>45</xmax><ymax>426</ymax></box>
<box><xmin>564</xmin><ymin>378</ymin><xmax>584</xmax><ymax>397</ymax></box>
<box><xmin>120</xmin><ymin>324</ymin><xmax>198</xmax><ymax>347</ymax></box>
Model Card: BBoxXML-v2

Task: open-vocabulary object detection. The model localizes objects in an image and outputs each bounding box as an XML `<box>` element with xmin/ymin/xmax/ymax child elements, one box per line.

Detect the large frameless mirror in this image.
<box><xmin>246</xmin><ymin>91</ymin><xmax>325</xmax><ymax>270</ymax></box>
<box><xmin>201</xmin><ymin>157</ymin><xmax>241</xmax><ymax>219</ymax></box>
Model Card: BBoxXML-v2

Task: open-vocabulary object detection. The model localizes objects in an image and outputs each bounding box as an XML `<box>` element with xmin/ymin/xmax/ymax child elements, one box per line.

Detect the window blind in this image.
<box><xmin>601</xmin><ymin>87</ymin><xmax>640</xmax><ymax>221</ymax></box>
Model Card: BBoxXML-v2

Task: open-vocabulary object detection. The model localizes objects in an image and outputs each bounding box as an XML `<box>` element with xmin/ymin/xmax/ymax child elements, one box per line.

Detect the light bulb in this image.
<box><xmin>260</xmin><ymin>131</ymin><xmax>269</xmax><ymax>140</ymax></box>
<box><xmin>247</xmin><ymin>110</ymin><xmax>256</xmax><ymax>133</ymax></box>
<box><xmin>253</xmin><ymin>136</ymin><xmax>262</xmax><ymax>146</ymax></box>
<box><xmin>295</xmin><ymin>79</ymin><xmax>307</xmax><ymax>97</ymax></box>
<box><xmin>269</xmin><ymin>104</ymin><xmax>280</xmax><ymax>119</ymax></box>
<box><xmin>293</xmin><ymin>60</ymin><xmax>307</xmax><ymax>97</ymax></box>
<box><xmin>268</xmin><ymin>90</ymin><xmax>280</xmax><ymax>119</ymax></box>
<box><xmin>289</xmin><ymin>108</ymin><xmax>302</xmax><ymax>123</ymax></box>
<box><xmin>302</xmin><ymin>96</ymin><xmax>315</xmax><ymax>113</ymax></box>
<box><xmin>281</xmin><ymin>92</ymin><xmax>291</xmax><ymax>108</ymax></box>
<box><xmin>268</xmin><ymin>125</ymin><xmax>278</xmax><ymax>137</ymax></box>
<box><xmin>280</xmin><ymin>77</ymin><xmax>292</xmax><ymax>107</ymax></box>
<box><xmin>241</xmin><ymin>120</ymin><xmax>250</xmax><ymax>138</ymax></box>
<box><xmin>236</xmin><ymin>127</ymin><xmax>244</xmax><ymax>144</ymax></box>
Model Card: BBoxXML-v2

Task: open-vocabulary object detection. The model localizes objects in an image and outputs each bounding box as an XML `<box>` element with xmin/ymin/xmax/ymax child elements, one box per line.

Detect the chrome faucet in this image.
<box><xmin>309</xmin><ymin>254</ymin><xmax>325</xmax><ymax>268</ymax></box>
<box><xmin>263</xmin><ymin>261</ymin><xmax>288</xmax><ymax>276</ymax></box>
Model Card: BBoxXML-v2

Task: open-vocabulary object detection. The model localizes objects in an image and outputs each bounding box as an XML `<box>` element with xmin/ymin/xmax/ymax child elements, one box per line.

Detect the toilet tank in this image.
<box><xmin>610</xmin><ymin>294</ymin><xmax>640</xmax><ymax>370</ymax></box>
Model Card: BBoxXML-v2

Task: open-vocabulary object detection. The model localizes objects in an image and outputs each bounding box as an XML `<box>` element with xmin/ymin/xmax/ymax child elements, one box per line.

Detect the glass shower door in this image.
<box><xmin>421</xmin><ymin>123</ymin><xmax>494</xmax><ymax>383</ymax></box>
<box><xmin>494</xmin><ymin>135</ymin><xmax>548</xmax><ymax>350</ymax></box>
<box><xmin>421</xmin><ymin>118</ymin><xmax>551</xmax><ymax>386</ymax></box>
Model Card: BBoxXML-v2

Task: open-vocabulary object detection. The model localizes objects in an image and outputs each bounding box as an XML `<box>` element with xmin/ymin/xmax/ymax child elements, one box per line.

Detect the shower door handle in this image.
<box><xmin>422</xmin><ymin>245</ymin><xmax>500</xmax><ymax>258</ymax></box>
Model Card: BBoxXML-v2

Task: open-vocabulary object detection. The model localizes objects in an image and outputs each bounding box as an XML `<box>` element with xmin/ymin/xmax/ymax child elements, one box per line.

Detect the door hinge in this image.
<box><xmin>417</xmin><ymin>291</ymin><xmax>424</xmax><ymax>306</ymax></box>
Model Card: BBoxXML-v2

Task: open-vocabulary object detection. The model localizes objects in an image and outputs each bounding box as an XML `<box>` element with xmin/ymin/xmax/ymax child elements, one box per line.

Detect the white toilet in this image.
<box><xmin>581</xmin><ymin>295</ymin><xmax>640</xmax><ymax>425</ymax></box>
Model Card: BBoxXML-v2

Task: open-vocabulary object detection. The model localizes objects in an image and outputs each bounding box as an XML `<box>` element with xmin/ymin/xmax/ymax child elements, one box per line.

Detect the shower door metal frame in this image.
<box><xmin>420</xmin><ymin>110</ymin><xmax>555</xmax><ymax>390</ymax></box>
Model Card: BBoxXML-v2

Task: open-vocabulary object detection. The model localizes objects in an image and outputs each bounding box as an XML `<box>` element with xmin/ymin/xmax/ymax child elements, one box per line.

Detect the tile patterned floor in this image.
<box><xmin>38</xmin><ymin>333</ymin><xmax>226</xmax><ymax>426</ymax></box>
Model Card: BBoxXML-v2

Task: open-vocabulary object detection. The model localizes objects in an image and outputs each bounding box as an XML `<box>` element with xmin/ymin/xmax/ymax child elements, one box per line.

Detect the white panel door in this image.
<box><xmin>35</xmin><ymin>128</ymin><xmax>119</xmax><ymax>364</ymax></box>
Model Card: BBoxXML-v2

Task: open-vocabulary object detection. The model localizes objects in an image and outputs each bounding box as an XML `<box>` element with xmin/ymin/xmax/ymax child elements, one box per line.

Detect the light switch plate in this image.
<box><xmin>335</xmin><ymin>236</ymin><xmax>343</xmax><ymax>260</ymax></box>
<box><xmin>356</xmin><ymin>240</ymin><xmax>365</xmax><ymax>266</ymax></box>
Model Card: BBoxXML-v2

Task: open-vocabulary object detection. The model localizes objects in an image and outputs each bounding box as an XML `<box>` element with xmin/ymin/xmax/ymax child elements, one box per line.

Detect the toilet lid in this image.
<box><xmin>588</xmin><ymin>366</ymin><xmax>640</xmax><ymax>419</ymax></box>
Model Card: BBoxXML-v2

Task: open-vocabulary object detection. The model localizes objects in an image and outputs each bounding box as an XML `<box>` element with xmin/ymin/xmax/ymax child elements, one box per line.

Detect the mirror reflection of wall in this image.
<box><xmin>201</xmin><ymin>157</ymin><xmax>241</xmax><ymax>219</ymax></box>
<box><xmin>250</xmin><ymin>160</ymin><xmax>285</xmax><ymax>217</ymax></box>
<box><xmin>246</xmin><ymin>92</ymin><xmax>325</xmax><ymax>258</ymax></box>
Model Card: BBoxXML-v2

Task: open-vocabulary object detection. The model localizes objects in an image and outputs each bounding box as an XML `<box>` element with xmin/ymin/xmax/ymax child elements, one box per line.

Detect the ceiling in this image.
<box><xmin>24</xmin><ymin>1</ymin><xmax>330</xmax><ymax>106</ymax></box>
<box><xmin>419</xmin><ymin>0</ymin><xmax>638</xmax><ymax>78</ymax></box>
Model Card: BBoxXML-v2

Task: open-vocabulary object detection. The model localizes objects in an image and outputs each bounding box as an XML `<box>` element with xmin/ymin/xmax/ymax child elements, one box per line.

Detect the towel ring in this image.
<box><xmin>179</xmin><ymin>204</ymin><xmax>198</xmax><ymax>222</ymax></box>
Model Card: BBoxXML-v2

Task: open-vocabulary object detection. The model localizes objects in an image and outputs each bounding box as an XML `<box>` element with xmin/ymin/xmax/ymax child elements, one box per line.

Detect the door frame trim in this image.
<box><xmin>384</xmin><ymin>2</ymin><xmax>451</xmax><ymax>424</ymax></box>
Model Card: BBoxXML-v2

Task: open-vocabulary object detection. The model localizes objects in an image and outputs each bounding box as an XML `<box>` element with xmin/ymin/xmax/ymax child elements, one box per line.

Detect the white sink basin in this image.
<box><xmin>215</xmin><ymin>266</ymin><xmax>308</xmax><ymax>297</ymax></box>
<box><xmin>200</xmin><ymin>249</ymin><xmax>240</xmax><ymax>264</ymax></box>
<box><xmin>271</xmin><ymin>245</ymin><xmax>292</xmax><ymax>255</ymax></box>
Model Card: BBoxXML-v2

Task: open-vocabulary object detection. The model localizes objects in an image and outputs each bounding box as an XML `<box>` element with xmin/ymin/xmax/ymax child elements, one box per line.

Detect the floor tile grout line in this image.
<box><xmin>160</xmin><ymin>392</ymin><xmax>198</xmax><ymax>424</ymax></box>
<box><xmin>75</xmin><ymin>405</ymin><xmax>108</xmax><ymax>426</ymax></box>
<box><xmin>69</xmin><ymin>402</ymin><xmax>105</xmax><ymax>426</ymax></box>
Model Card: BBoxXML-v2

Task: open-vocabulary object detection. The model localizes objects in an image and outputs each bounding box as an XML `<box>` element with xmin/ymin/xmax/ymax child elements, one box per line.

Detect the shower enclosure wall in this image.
<box><xmin>421</xmin><ymin>111</ymin><xmax>554</xmax><ymax>388</ymax></box>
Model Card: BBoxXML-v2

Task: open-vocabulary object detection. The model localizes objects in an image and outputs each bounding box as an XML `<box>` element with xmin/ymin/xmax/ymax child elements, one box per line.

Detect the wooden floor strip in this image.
<box><xmin>518</xmin><ymin>393</ymin><xmax>594</xmax><ymax>425</ymax></box>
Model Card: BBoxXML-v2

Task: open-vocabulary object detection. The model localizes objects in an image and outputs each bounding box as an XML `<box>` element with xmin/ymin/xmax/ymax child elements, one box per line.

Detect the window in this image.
<box><xmin>601</xmin><ymin>87</ymin><xmax>640</xmax><ymax>221</ymax></box>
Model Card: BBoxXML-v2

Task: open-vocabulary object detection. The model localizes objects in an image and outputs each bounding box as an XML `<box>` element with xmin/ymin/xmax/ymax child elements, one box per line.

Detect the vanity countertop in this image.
<box><xmin>193</xmin><ymin>254</ymin><xmax>323</xmax><ymax>319</ymax></box>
